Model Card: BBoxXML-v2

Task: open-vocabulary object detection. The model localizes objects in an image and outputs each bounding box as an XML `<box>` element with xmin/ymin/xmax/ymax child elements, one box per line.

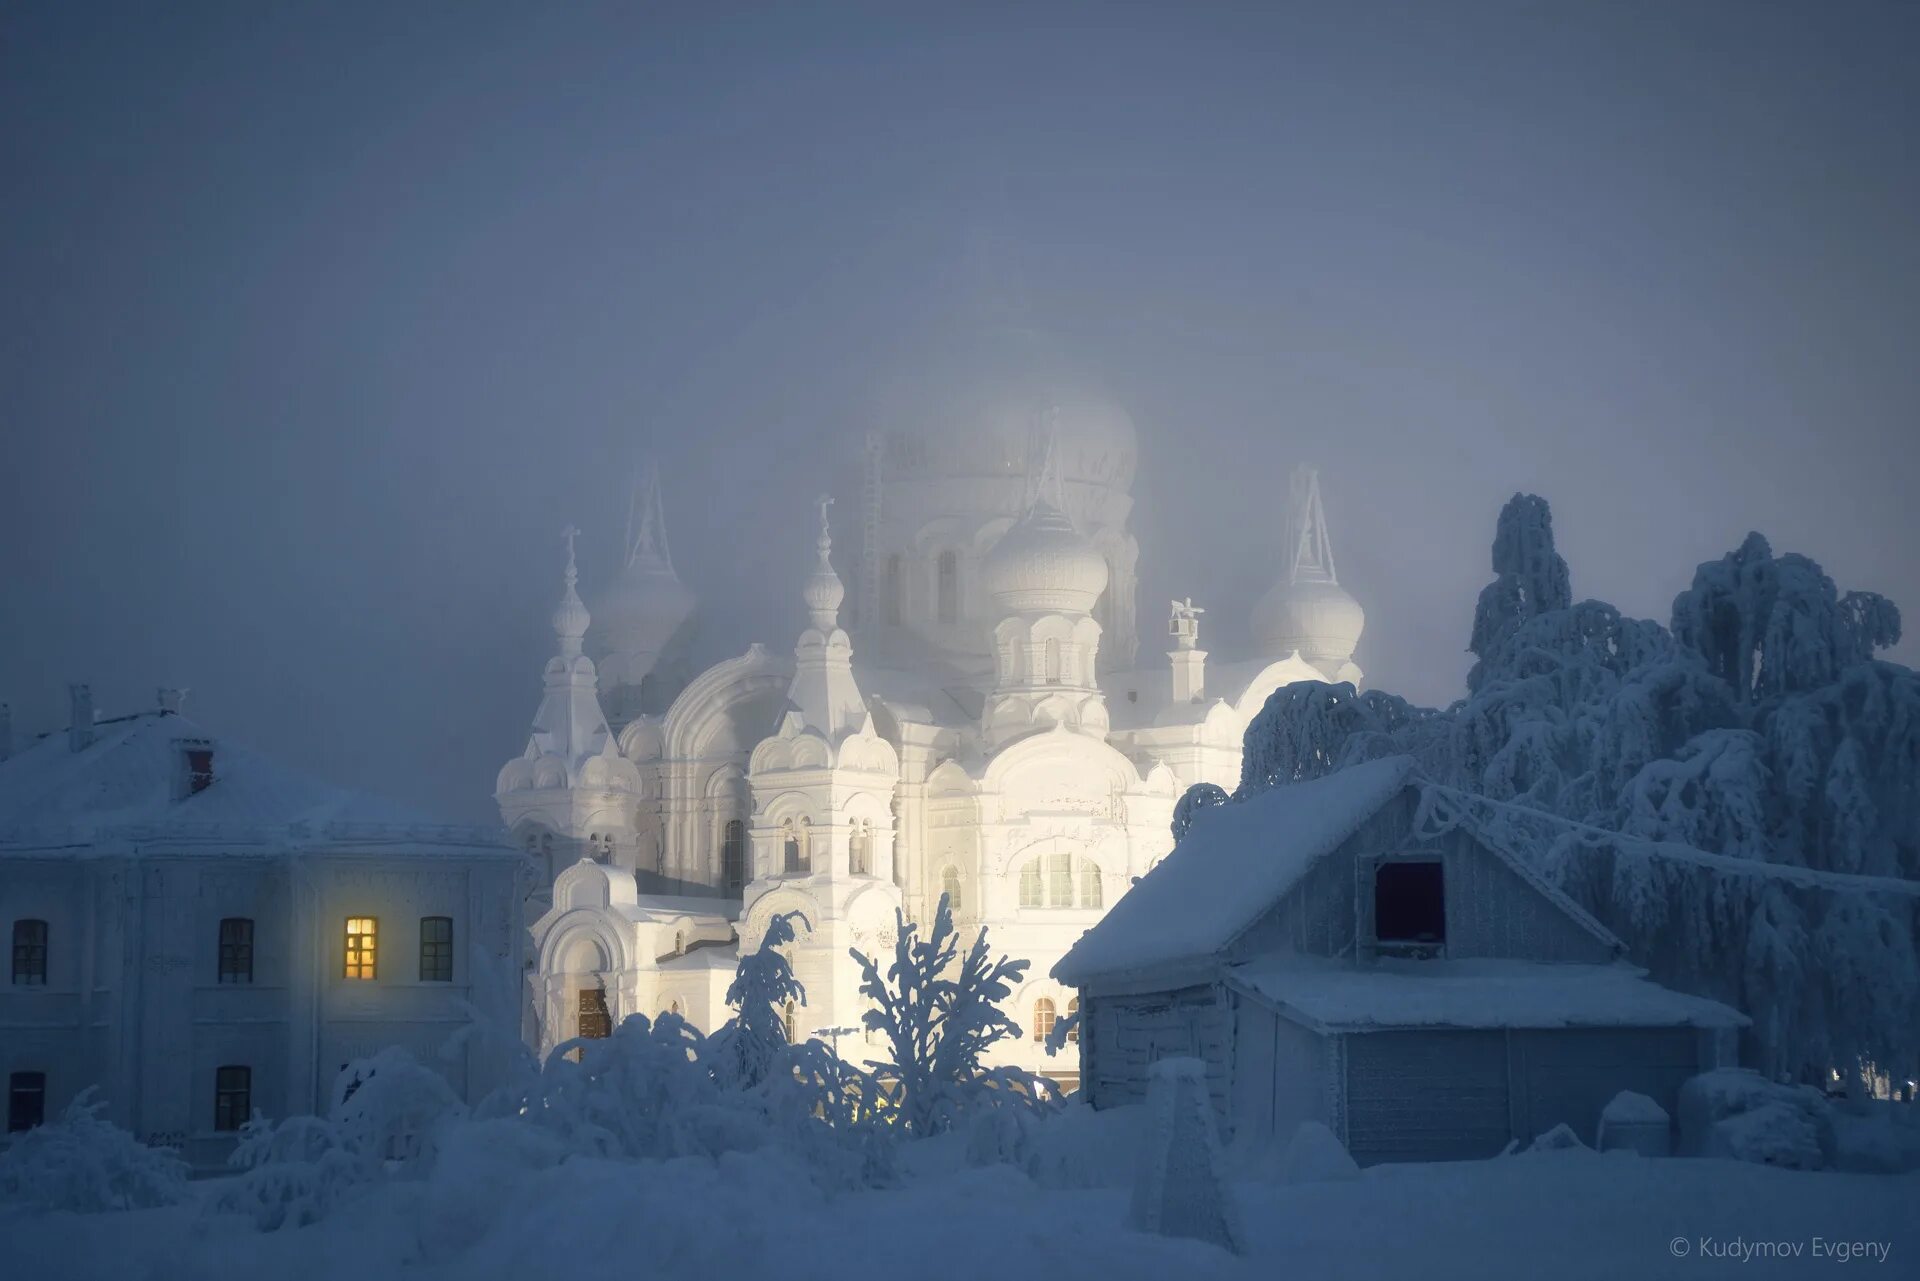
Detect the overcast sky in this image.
<box><xmin>4</xmin><ymin>2</ymin><xmax>1915</xmax><ymax>822</ymax></box>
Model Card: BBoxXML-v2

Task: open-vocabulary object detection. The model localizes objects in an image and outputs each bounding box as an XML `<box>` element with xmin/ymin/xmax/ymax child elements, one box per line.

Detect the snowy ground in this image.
<box><xmin>7</xmin><ymin>1143</ymin><xmax>1911</xmax><ymax>1281</ymax></box>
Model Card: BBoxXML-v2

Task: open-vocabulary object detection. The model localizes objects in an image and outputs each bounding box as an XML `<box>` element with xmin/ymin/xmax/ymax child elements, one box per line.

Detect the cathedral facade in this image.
<box><xmin>496</xmin><ymin>333</ymin><xmax>1366</xmax><ymax>1081</ymax></box>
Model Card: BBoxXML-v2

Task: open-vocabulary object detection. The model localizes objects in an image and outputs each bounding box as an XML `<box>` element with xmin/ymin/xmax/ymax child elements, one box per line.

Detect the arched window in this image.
<box><xmin>1017</xmin><ymin>851</ymin><xmax>1103</xmax><ymax>909</ymax></box>
<box><xmin>669</xmin><ymin>999</ymin><xmax>683</xmax><ymax>1018</ymax></box>
<box><xmin>1044</xmin><ymin>638</ymin><xmax>1062</xmax><ymax>684</ymax></box>
<box><xmin>849</xmin><ymin>821</ymin><xmax>871</xmax><ymax>876</ymax></box>
<box><xmin>940</xmin><ymin>865</ymin><xmax>962</xmax><ymax>916</ymax></box>
<box><xmin>883</xmin><ymin>554</ymin><xmax>902</xmax><ymax>626</ymax></box>
<box><xmin>1018</xmin><ymin>861</ymin><xmax>1043</xmax><ymax>908</ymax></box>
<box><xmin>1067</xmin><ymin>997</ymin><xmax>1081</xmax><ymax>1043</ymax></box>
<box><xmin>1032</xmin><ymin>997</ymin><xmax>1057</xmax><ymax>1043</ymax></box>
<box><xmin>674</xmin><ymin>930</ymin><xmax>685</xmax><ymax>955</ymax></box>
<box><xmin>937</xmin><ymin>550</ymin><xmax>960</xmax><ymax>624</ymax></box>
<box><xmin>722</xmin><ymin>819</ymin><xmax>746</xmax><ymax>893</ymax></box>
<box><xmin>783</xmin><ymin>999</ymin><xmax>797</xmax><ymax>1042</ymax></box>
<box><xmin>783</xmin><ymin>819</ymin><xmax>811</xmax><ymax>874</ymax></box>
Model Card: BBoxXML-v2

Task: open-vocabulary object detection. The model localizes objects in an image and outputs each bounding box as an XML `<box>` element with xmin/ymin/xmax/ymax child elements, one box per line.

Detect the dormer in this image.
<box><xmin>173</xmin><ymin>737</ymin><xmax>216</xmax><ymax>800</ymax></box>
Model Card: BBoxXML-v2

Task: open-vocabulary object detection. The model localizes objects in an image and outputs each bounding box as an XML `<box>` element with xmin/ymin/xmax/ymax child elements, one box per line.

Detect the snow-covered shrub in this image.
<box><xmin>0</xmin><ymin>1088</ymin><xmax>187</xmax><ymax>1212</ymax></box>
<box><xmin>210</xmin><ymin>1047</ymin><xmax>468</xmax><ymax>1231</ymax></box>
<box><xmin>330</xmin><ymin>1045</ymin><xmax>468</xmax><ymax>1171</ymax></box>
<box><xmin>1129</xmin><ymin>1057</ymin><xmax>1241</xmax><ymax>1254</ymax></box>
<box><xmin>1596</xmin><ymin>1090</ymin><xmax>1671</xmax><ymax>1157</ymax></box>
<box><xmin>851</xmin><ymin>893</ymin><xmax>1056</xmax><ymax>1137</ymax></box>
<box><xmin>212</xmin><ymin>1114</ymin><xmax>369</xmax><ymax>1231</ymax></box>
<box><xmin>1525</xmin><ymin>1122</ymin><xmax>1587</xmax><ymax>1153</ymax></box>
<box><xmin>1676</xmin><ymin>1068</ymin><xmax>1835</xmax><ymax>1169</ymax></box>
<box><xmin>1711</xmin><ymin>1103</ymin><xmax>1825</xmax><ymax>1169</ymax></box>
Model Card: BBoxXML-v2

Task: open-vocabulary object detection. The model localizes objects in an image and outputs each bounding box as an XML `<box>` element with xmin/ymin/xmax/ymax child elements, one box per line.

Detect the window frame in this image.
<box><xmin>344</xmin><ymin>916</ymin><xmax>378</xmax><ymax>980</ymax></box>
<box><xmin>11</xmin><ymin>918</ymin><xmax>48</xmax><ymax>986</ymax></box>
<box><xmin>936</xmin><ymin>549</ymin><xmax>960</xmax><ymax>624</ymax></box>
<box><xmin>722</xmin><ymin>818</ymin><xmax>747</xmax><ymax>893</ymax></box>
<box><xmin>1372</xmin><ymin>858</ymin><xmax>1447</xmax><ymax>957</ymax></box>
<box><xmin>418</xmin><ymin>915</ymin><xmax>453</xmax><ymax>983</ymax></box>
<box><xmin>214</xmin><ymin>1065</ymin><xmax>251</xmax><ymax>1132</ymax></box>
<box><xmin>217</xmin><ymin>917</ymin><xmax>254</xmax><ymax>985</ymax></box>
<box><xmin>7</xmin><ymin>1070</ymin><xmax>46</xmax><ymax>1133</ymax></box>
<box><xmin>1032</xmin><ymin>997</ymin><xmax>1057</xmax><ymax>1043</ymax></box>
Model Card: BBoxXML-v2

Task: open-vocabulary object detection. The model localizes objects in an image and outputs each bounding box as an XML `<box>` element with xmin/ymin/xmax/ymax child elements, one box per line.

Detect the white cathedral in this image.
<box><xmin>496</xmin><ymin>340</ymin><xmax>1366</xmax><ymax>1081</ymax></box>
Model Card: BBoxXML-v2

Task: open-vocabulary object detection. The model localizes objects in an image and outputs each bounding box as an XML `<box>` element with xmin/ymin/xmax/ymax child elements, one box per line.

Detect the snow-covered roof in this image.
<box><xmin>0</xmin><ymin>709</ymin><xmax>500</xmax><ymax>854</ymax></box>
<box><xmin>658</xmin><ymin>943</ymin><xmax>740</xmax><ymax>971</ymax></box>
<box><xmin>1227</xmin><ymin>957</ymin><xmax>1749</xmax><ymax>1032</ymax></box>
<box><xmin>629</xmin><ymin>894</ymin><xmax>738</xmax><ymax>923</ymax></box>
<box><xmin>1054</xmin><ymin>755</ymin><xmax>1417</xmax><ymax>985</ymax></box>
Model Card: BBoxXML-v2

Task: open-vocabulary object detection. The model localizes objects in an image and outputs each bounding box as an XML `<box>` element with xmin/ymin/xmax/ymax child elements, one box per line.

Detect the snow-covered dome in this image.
<box><xmin>982</xmin><ymin>498</ymin><xmax>1110</xmax><ymax>614</ymax></box>
<box><xmin>1250</xmin><ymin>577</ymin><xmax>1365</xmax><ymax>668</ymax></box>
<box><xmin>870</xmin><ymin>323</ymin><xmax>1137</xmax><ymax>493</ymax></box>
<box><xmin>552</xmin><ymin>574</ymin><xmax>592</xmax><ymax>649</ymax></box>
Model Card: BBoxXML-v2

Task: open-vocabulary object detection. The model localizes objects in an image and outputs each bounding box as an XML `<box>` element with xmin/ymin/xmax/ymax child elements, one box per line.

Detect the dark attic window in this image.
<box><xmin>1374</xmin><ymin>861</ymin><xmax>1446</xmax><ymax>954</ymax></box>
<box><xmin>174</xmin><ymin>739</ymin><xmax>215</xmax><ymax>798</ymax></box>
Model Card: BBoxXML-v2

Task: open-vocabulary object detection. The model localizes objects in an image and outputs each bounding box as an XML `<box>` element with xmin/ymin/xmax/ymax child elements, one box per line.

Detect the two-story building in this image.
<box><xmin>0</xmin><ymin>687</ymin><xmax>525</xmax><ymax>1170</ymax></box>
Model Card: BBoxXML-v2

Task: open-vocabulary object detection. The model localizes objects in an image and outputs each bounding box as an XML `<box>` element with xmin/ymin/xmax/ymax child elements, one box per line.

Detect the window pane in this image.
<box><xmin>1047</xmin><ymin>852</ymin><xmax>1072</xmax><ymax>906</ymax></box>
<box><xmin>214</xmin><ymin>1065</ymin><xmax>251</xmax><ymax>1132</ymax></box>
<box><xmin>219</xmin><ymin>918</ymin><xmax>254</xmax><ymax>984</ymax></box>
<box><xmin>12</xmin><ymin>919</ymin><xmax>48</xmax><ymax>985</ymax></box>
<box><xmin>419</xmin><ymin>917</ymin><xmax>453</xmax><ymax>982</ymax></box>
<box><xmin>1079</xmin><ymin>860</ymin><xmax>1103</xmax><ymax>909</ymax></box>
<box><xmin>344</xmin><ymin>917</ymin><xmax>377</xmax><ymax>979</ymax></box>
<box><xmin>8</xmin><ymin>1071</ymin><xmax>47</xmax><ymax>1132</ymax></box>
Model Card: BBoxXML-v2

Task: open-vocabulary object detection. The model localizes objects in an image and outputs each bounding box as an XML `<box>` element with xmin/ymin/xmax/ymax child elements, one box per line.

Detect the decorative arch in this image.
<box><xmin>661</xmin><ymin>645</ymin><xmax>792</xmax><ymax>761</ymax></box>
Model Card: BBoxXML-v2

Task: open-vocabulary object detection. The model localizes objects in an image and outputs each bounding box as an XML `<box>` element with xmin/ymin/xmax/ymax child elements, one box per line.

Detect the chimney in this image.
<box><xmin>157</xmin><ymin>687</ymin><xmax>187</xmax><ymax>715</ymax></box>
<box><xmin>1169</xmin><ymin>600</ymin><xmax>1206</xmax><ymax>705</ymax></box>
<box><xmin>69</xmin><ymin>683</ymin><xmax>94</xmax><ymax>752</ymax></box>
<box><xmin>0</xmin><ymin>703</ymin><xmax>10</xmax><ymax>762</ymax></box>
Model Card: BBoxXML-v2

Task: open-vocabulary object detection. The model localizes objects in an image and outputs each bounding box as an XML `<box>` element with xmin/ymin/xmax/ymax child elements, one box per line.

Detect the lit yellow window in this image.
<box><xmin>344</xmin><ymin>917</ymin><xmax>377</xmax><ymax>979</ymax></box>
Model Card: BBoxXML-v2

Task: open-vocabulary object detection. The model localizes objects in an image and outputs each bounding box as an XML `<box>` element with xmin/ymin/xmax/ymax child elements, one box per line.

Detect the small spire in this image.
<box><xmin>623</xmin><ymin>462</ymin><xmax>675</xmax><ymax>572</ymax></box>
<box><xmin>1025</xmin><ymin>404</ymin><xmax>1069</xmax><ymax>518</ymax></box>
<box><xmin>552</xmin><ymin>524</ymin><xmax>591</xmax><ymax>657</ymax></box>
<box><xmin>803</xmin><ymin>495</ymin><xmax>845</xmax><ymax>632</ymax></box>
<box><xmin>1287</xmin><ymin>466</ymin><xmax>1339</xmax><ymax>586</ymax></box>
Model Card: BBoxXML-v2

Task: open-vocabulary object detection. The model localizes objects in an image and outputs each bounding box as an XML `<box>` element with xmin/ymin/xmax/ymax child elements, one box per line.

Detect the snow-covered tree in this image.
<box><xmin>850</xmin><ymin>893</ymin><xmax>1052</xmax><ymax>1135</ymax></box>
<box><xmin>1467</xmin><ymin>492</ymin><xmax>1572</xmax><ymax>691</ymax></box>
<box><xmin>707</xmin><ymin>910</ymin><xmax>809</xmax><ymax>1090</ymax></box>
<box><xmin>1202</xmin><ymin>494</ymin><xmax>1920</xmax><ymax>1085</ymax></box>
<box><xmin>0</xmin><ymin>1088</ymin><xmax>187</xmax><ymax>1213</ymax></box>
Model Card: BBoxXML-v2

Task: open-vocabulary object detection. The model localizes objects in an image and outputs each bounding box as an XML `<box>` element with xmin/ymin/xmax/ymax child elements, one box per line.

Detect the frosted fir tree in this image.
<box><xmin>708</xmin><ymin>910</ymin><xmax>810</xmax><ymax>1091</ymax></box>
<box><xmin>850</xmin><ymin>892</ymin><xmax>1047</xmax><ymax>1136</ymax></box>
<box><xmin>1467</xmin><ymin>492</ymin><xmax>1573</xmax><ymax>692</ymax></box>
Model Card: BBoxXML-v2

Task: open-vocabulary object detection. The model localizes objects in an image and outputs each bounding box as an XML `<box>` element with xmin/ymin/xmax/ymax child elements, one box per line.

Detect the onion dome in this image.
<box><xmin>552</xmin><ymin>526</ymin><xmax>591</xmax><ymax>657</ymax></box>
<box><xmin>1250</xmin><ymin>577</ymin><xmax>1365</xmax><ymax>667</ymax></box>
<box><xmin>983</xmin><ymin>497</ymin><xmax>1110</xmax><ymax>614</ymax></box>
<box><xmin>803</xmin><ymin>496</ymin><xmax>846</xmax><ymax>631</ymax></box>
<box><xmin>1251</xmin><ymin>466</ymin><xmax>1365</xmax><ymax>670</ymax></box>
<box><xmin>589</xmin><ymin>464</ymin><xmax>696</xmax><ymax>687</ymax></box>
